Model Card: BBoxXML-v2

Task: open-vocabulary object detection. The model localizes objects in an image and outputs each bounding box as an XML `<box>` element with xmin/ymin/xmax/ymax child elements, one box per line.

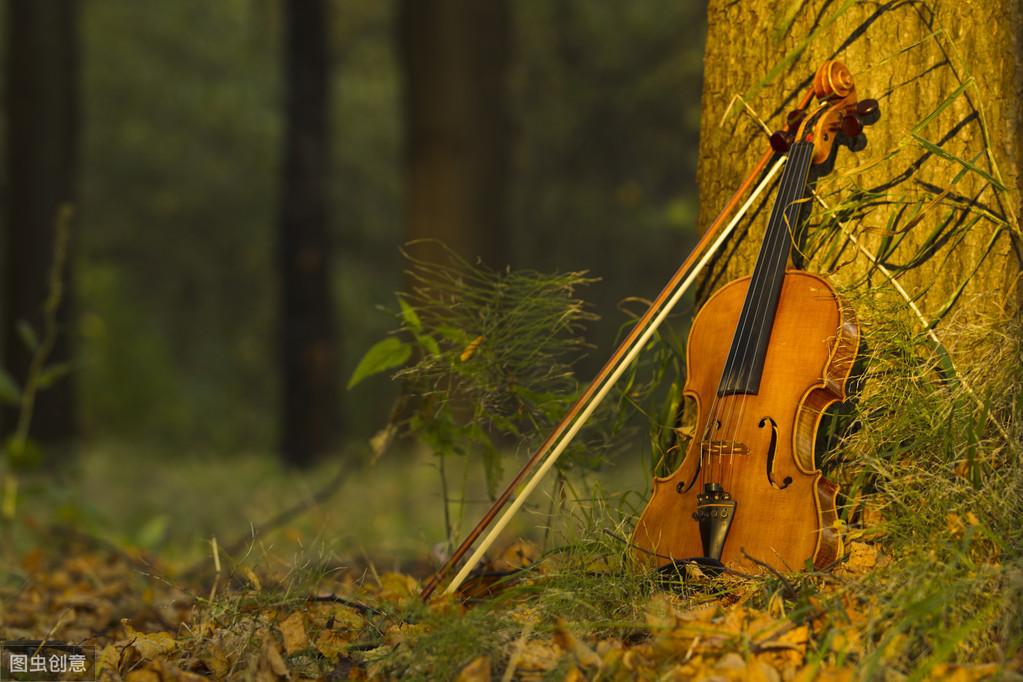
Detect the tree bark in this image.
<box><xmin>694</xmin><ymin>0</ymin><xmax>1022</xmax><ymax>322</ymax></box>
<box><xmin>399</xmin><ymin>0</ymin><xmax>511</xmax><ymax>267</ymax></box>
<box><xmin>278</xmin><ymin>0</ymin><xmax>339</xmax><ymax>467</ymax></box>
<box><xmin>2</xmin><ymin>0</ymin><xmax>79</xmax><ymax>448</ymax></box>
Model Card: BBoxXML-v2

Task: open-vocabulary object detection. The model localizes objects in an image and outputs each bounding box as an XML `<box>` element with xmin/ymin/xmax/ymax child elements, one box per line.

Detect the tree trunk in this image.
<box><xmin>694</xmin><ymin>0</ymin><xmax>1021</xmax><ymax>323</ymax></box>
<box><xmin>399</xmin><ymin>0</ymin><xmax>511</xmax><ymax>267</ymax></box>
<box><xmin>2</xmin><ymin>0</ymin><xmax>79</xmax><ymax>448</ymax></box>
<box><xmin>278</xmin><ymin>0</ymin><xmax>339</xmax><ymax>468</ymax></box>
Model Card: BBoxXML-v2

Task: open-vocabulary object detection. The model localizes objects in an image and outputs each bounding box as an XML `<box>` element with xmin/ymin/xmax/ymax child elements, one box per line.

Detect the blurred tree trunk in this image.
<box><xmin>399</xmin><ymin>0</ymin><xmax>511</xmax><ymax>267</ymax></box>
<box><xmin>278</xmin><ymin>0</ymin><xmax>339</xmax><ymax>467</ymax></box>
<box><xmin>695</xmin><ymin>0</ymin><xmax>1021</xmax><ymax>319</ymax></box>
<box><xmin>2</xmin><ymin>0</ymin><xmax>79</xmax><ymax>449</ymax></box>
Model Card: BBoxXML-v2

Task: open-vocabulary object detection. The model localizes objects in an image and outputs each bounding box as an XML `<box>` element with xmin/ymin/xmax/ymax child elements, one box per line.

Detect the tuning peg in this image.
<box><xmin>786</xmin><ymin>109</ymin><xmax>806</xmax><ymax>127</ymax></box>
<box><xmin>841</xmin><ymin>113</ymin><xmax>863</xmax><ymax>138</ymax></box>
<box><xmin>843</xmin><ymin>133</ymin><xmax>868</xmax><ymax>153</ymax></box>
<box><xmin>856</xmin><ymin>99</ymin><xmax>880</xmax><ymax>125</ymax></box>
<box><xmin>770</xmin><ymin>131</ymin><xmax>791</xmax><ymax>153</ymax></box>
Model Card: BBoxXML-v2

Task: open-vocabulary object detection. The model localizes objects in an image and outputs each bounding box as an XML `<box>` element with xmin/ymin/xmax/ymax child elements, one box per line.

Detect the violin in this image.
<box><xmin>632</xmin><ymin>61</ymin><xmax>880</xmax><ymax>574</ymax></box>
<box><xmin>421</xmin><ymin>61</ymin><xmax>879</xmax><ymax>601</ymax></box>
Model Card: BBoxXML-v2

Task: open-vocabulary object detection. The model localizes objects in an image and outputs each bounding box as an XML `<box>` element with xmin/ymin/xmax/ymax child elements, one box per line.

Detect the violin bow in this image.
<box><xmin>420</xmin><ymin>84</ymin><xmax>820</xmax><ymax>602</ymax></box>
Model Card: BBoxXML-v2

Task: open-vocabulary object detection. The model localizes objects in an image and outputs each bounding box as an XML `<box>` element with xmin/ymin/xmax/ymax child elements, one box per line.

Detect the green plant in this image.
<box><xmin>1</xmin><ymin>204</ymin><xmax>74</xmax><ymax>520</ymax></box>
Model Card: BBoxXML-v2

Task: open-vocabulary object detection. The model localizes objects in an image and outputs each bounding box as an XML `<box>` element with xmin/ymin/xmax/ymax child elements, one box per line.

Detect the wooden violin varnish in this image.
<box><xmin>632</xmin><ymin>61</ymin><xmax>880</xmax><ymax>575</ymax></box>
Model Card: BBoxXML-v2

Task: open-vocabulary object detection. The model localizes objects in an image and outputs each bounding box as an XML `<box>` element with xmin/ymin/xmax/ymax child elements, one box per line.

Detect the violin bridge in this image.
<box><xmin>700</xmin><ymin>440</ymin><xmax>749</xmax><ymax>458</ymax></box>
<box><xmin>693</xmin><ymin>483</ymin><xmax>737</xmax><ymax>561</ymax></box>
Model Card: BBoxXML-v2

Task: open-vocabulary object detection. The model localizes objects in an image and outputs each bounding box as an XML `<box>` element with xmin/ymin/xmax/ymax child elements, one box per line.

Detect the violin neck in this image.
<box><xmin>717</xmin><ymin>141</ymin><xmax>816</xmax><ymax>397</ymax></box>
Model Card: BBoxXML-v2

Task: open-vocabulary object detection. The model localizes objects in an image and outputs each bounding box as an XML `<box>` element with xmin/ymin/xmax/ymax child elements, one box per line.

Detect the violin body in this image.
<box><xmin>632</xmin><ymin>271</ymin><xmax>857</xmax><ymax>572</ymax></box>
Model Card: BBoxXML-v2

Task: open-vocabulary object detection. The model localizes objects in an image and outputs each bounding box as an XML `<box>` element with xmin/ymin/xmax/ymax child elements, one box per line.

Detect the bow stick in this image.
<box><xmin>421</xmin><ymin>84</ymin><xmax>819</xmax><ymax>602</ymax></box>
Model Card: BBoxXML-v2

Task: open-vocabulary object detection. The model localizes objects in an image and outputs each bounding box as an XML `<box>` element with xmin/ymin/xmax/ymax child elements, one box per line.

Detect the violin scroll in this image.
<box><xmin>771</xmin><ymin>61</ymin><xmax>881</xmax><ymax>164</ymax></box>
<box><xmin>812</xmin><ymin>60</ymin><xmax>854</xmax><ymax>100</ymax></box>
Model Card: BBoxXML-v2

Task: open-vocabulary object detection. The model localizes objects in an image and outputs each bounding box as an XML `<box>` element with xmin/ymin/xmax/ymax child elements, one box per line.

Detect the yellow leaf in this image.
<box><xmin>96</xmin><ymin>645</ymin><xmax>122</xmax><ymax>677</ymax></box>
<box><xmin>378</xmin><ymin>572</ymin><xmax>419</xmax><ymax>603</ymax></box>
<box><xmin>947</xmin><ymin>513</ymin><xmax>966</xmax><ymax>538</ymax></box>
<box><xmin>553</xmin><ymin>618</ymin><xmax>602</xmax><ymax>669</ymax></box>
<box><xmin>125</xmin><ymin>669</ymin><xmax>161</xmax><ymax>682</ymax></box>
<box><xmin>843</xmin><ymin>541</ymin><xmax>878</xmax><ymax>573</ymax></box>
<box><xmin>243</xmin><ymin>566</ymin><xmax>262</xmax><ymax>591</ymax></box>
<box><xmin>279</xmin><ymin>611</ymin><xmax>309</xmax><ymax>654</ymax></box>
<box><xmin>492</xmin><ymin>538</ymin><xmax>538</xmax><ymax>572</ymax></box>
<box><xmin>460</xmin><ymin>335</ymin><xmax>485</xmax><ymax>362</ymax></box>
<box><xmin>929</xmin><ymin>663</ymin><xmax>999</xmax><ymax>681</ymax></box>
<box><xmin>122</xmin><ymin>619</ymin><xmax>176</xmax><ymax>660</ymax></box>
<box><xmin>515</xmin><ymin>639</ymin><xmax>562</xmax><ymax>676</ymax></box>
<box><xmin>316</xmin><ymin>628</ymin><xmax>356</xmax><ymax>661</ymax></box>
<box><xmin>263</xmin><ymin>631</ymin><xmax>289</xmax><ymax>678</ymax></box>
<box><xmin>311</xmin><ymin>601</ymin><xmax>365</xmax><ymax>631</ymax></box>
<box><xmin>455</xmin><ymin>655</ymin><xmax>491</xmax><ymax>682</ymax></box>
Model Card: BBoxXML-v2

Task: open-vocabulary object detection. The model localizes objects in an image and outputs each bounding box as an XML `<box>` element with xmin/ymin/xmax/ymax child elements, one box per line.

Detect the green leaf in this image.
<box><xmin>398</xmin><ymin>297</ymin><xmax>422</xmax><ymax>333</ymax></box>
<box><xmin>0</xmin><ymin>368</ymin><xmax>20</xmax><ymax>405</ymax></box>
<box><xmin>347</xmin><ymin>337</ymin><xmax>412</xmax><ymax>390</ymax></box>
<box><xmin>419</xmin><ymin>334</ymin><xmax>440</xmax><ymax>357</ymax></box>
<box><xmin>36</xmin><ymin>363</ymin><xmax>72</xmax><ymax>390</ymax></box>
<box><xmin>16</xmin><ymin>320</ymin><xmax>39</xmax><ymax>352</ymax></box>
<box><xmin>136</xmin><ymin>514</ymin><xmax>171</xmax><ymax>549</ymax></box>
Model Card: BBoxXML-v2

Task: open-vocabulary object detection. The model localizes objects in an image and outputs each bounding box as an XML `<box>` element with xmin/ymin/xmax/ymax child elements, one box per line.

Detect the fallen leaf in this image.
<box><xmin>455</xmin><ymin>655</ymin><xmax>491</xmax><ymax>682</ymax></box>
<box><xmin>492</xmin><ymin>539</ymin><xmax>538</xmax><ymax>572</ymax></box>
<box><xmin>121</xmin><ymin>619</ymin><xmax>176</xmax><ymax>660</ymax></box>
<box><xmin>124</xmin><ymin>669</ymin><xmax>161</xmax><ymax>682</ymax></box>
<box><xmin>515</xmin><ymin>639</ymin><xmax>562</xmax><ymax>677</ymax></box>
<box><xmin>263</xmin><ymin>631</ymin><xmax>289</xmax><ymax>678</ymax></box>
<box><xmin>378</xmin><ymin>572</ymin><xmax>419</xmax><ymax>603</ymax></box>
<box><xmin>279</xmin><ymin>610</ymin><xmax>309</xmax><ymax>654</ymax></box>
<box><xmin>553</xmin><ymin>618</ymin><xmax>602</xmax><ymax>669</ymax></box>
<box><xmin>842</xmin><ymin>541</ymin><xmax>878</xmax><ymax>573</ymax></box>
<box><xmin>316</xmin><ymin>627</ymin><xmax>356</xmax><ymax>661</ymax></box>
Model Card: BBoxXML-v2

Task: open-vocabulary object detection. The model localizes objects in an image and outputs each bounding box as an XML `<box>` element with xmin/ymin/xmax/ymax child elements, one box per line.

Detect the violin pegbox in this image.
<box><xmin>798</xmin><ymin>60</ymin><xmax>881</xmax><ymax>164</ymax></box>
<box><xmin>770</xmin><ymin>61</ymin><xmax>881</xmax><ymax>164</ymax></box>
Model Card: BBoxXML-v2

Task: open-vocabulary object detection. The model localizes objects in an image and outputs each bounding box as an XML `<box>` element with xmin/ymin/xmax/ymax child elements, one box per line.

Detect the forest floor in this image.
<box><xmin>1</xmin><ymin>449</ymin><xmax>1020</xmax><ymax>681</ymax></box>
<box><xmin>1</xmin><ymin>525</ymin><xmax>1015</xmax><ymax>681</ymax></box>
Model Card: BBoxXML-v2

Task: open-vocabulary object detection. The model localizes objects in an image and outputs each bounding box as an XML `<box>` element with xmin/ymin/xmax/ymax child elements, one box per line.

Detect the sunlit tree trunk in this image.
<box><xmin>399</xmin><ymin>0</ymin><xmax>511</xmax><ymax>267</ymax></box>
<box><xmin>2</xmin><ymin>0</ymin><xmax>79</xmax><ymax>449</ymax></box>
<box><xmin>278</xmin><ymin>0</ymin><xmax>339</xmax><ymax>467</ymax></box>
<box><xmin>694</xmin><ymin>0</ymin><xmax>1021</xmax><ymax>319</ymax></box>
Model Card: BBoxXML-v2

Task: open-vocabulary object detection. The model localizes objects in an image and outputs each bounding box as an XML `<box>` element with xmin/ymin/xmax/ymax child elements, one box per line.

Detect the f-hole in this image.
<box><xmin>758</xmin><ymin>416</ymin><xmax>792</xmax><ymax>489</ymax></box>
<box><xmin>677</xmin><ymin>416</ymin><xmax>720</xmax><ymax>494</ymax></box>
<box><xmin>676</xmin><ymin>457</ymin><xmax>701</xmax><ymax>494</ymax></box>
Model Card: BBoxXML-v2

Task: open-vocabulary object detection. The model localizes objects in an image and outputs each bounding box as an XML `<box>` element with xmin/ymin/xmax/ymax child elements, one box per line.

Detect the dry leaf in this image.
<box><xmin>124</xmin><ymin>669</ymin><xmax>161</xmax><ymax>682</ymax></box>
<box><xmin>279</xmin><ymin>610</ymin><xmax>309</xmax><ymax>654</ymax></box>
<box><xmin>553</xmin><ymin>618</ymin><xmax>602</xmax><ymax>669</ymax></box>
<box><xmin>96</xmin><ymin>644</ymin><xmax>122</xmax><ymax>677</ymax></box>
<box><xmin>492</xmin><ymin>539</ymin><xmax>538</xmax><ymax>572</ymax></box>
<box><xmin>121</xmin><ymin>619</ymin><xmax>176</xmax><ymax>660</ymax></box>
<box><xmin>515</xmin><ymin>639</ymin><xmax>562</xmax><ymax>677</ymax></box>
<box><xmin>378</xmin><ymin>572</ymin><xmax>419</xmax><ymax>603</ymax></box>
<box><xmin>455</xmin><ymin>655</ymin><xmax>491</xmax><ymax>682</ymax></box>
<box><xmin>316</xmin><ymin>627</ymin><xmax>356</xmax><ymax>661</ymax></box>
<box><xmin>263</xmin><ymin>631</ymin><xmax>289</xmax><ymax>678</ymax></box>
<box><xmin>843</xmin><ymin>541</ymin><xmax>878</xmax><ymax>573</ymax></box>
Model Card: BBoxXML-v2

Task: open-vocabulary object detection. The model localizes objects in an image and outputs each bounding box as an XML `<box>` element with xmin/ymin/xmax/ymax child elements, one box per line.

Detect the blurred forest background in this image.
<box><xmin>0</xmin><ymin>0</ymin><xmax>705</xmax><ymax>558</ymax></box>
<box><xmin>0</xmin><ymin>0</ymin><xmax>705</xmax><ymax>458</ymax></box>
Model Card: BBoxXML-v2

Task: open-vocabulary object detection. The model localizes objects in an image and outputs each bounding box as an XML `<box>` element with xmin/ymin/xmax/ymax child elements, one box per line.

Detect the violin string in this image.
<box><xmin>719</xmin><ymin>140</ymin><xmax>812</xmax><ymax>491</ymax></box>
<box><xmin>725</xmin><ymin>140</ymin><xmax>814</xmax><ymax>492</ymax></box>
<box><xmin>698</xmin><ymin>140</ymin><xmax>805</xmax><ymax>491</ymax></box>
<box><xmin>699</xmin><ymin>149</ymin><xmax>798</xmax><ymax>489</ymax></box>
<box><xmin>692</xmin><ymin>156</ymin><xmax>789</xmax><ymax>495</ymax></box>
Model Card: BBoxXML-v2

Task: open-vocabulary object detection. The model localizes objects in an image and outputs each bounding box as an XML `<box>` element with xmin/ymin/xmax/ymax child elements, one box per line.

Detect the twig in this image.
<box><xmin>739</xmin><ymin>549</ymin><xmax>797</xmax><ymax>599</ymax></box>
<box><xmin>307</xmin><ymin>593</ymin><xmax>385</xmax><ymax>617</ymax></box>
